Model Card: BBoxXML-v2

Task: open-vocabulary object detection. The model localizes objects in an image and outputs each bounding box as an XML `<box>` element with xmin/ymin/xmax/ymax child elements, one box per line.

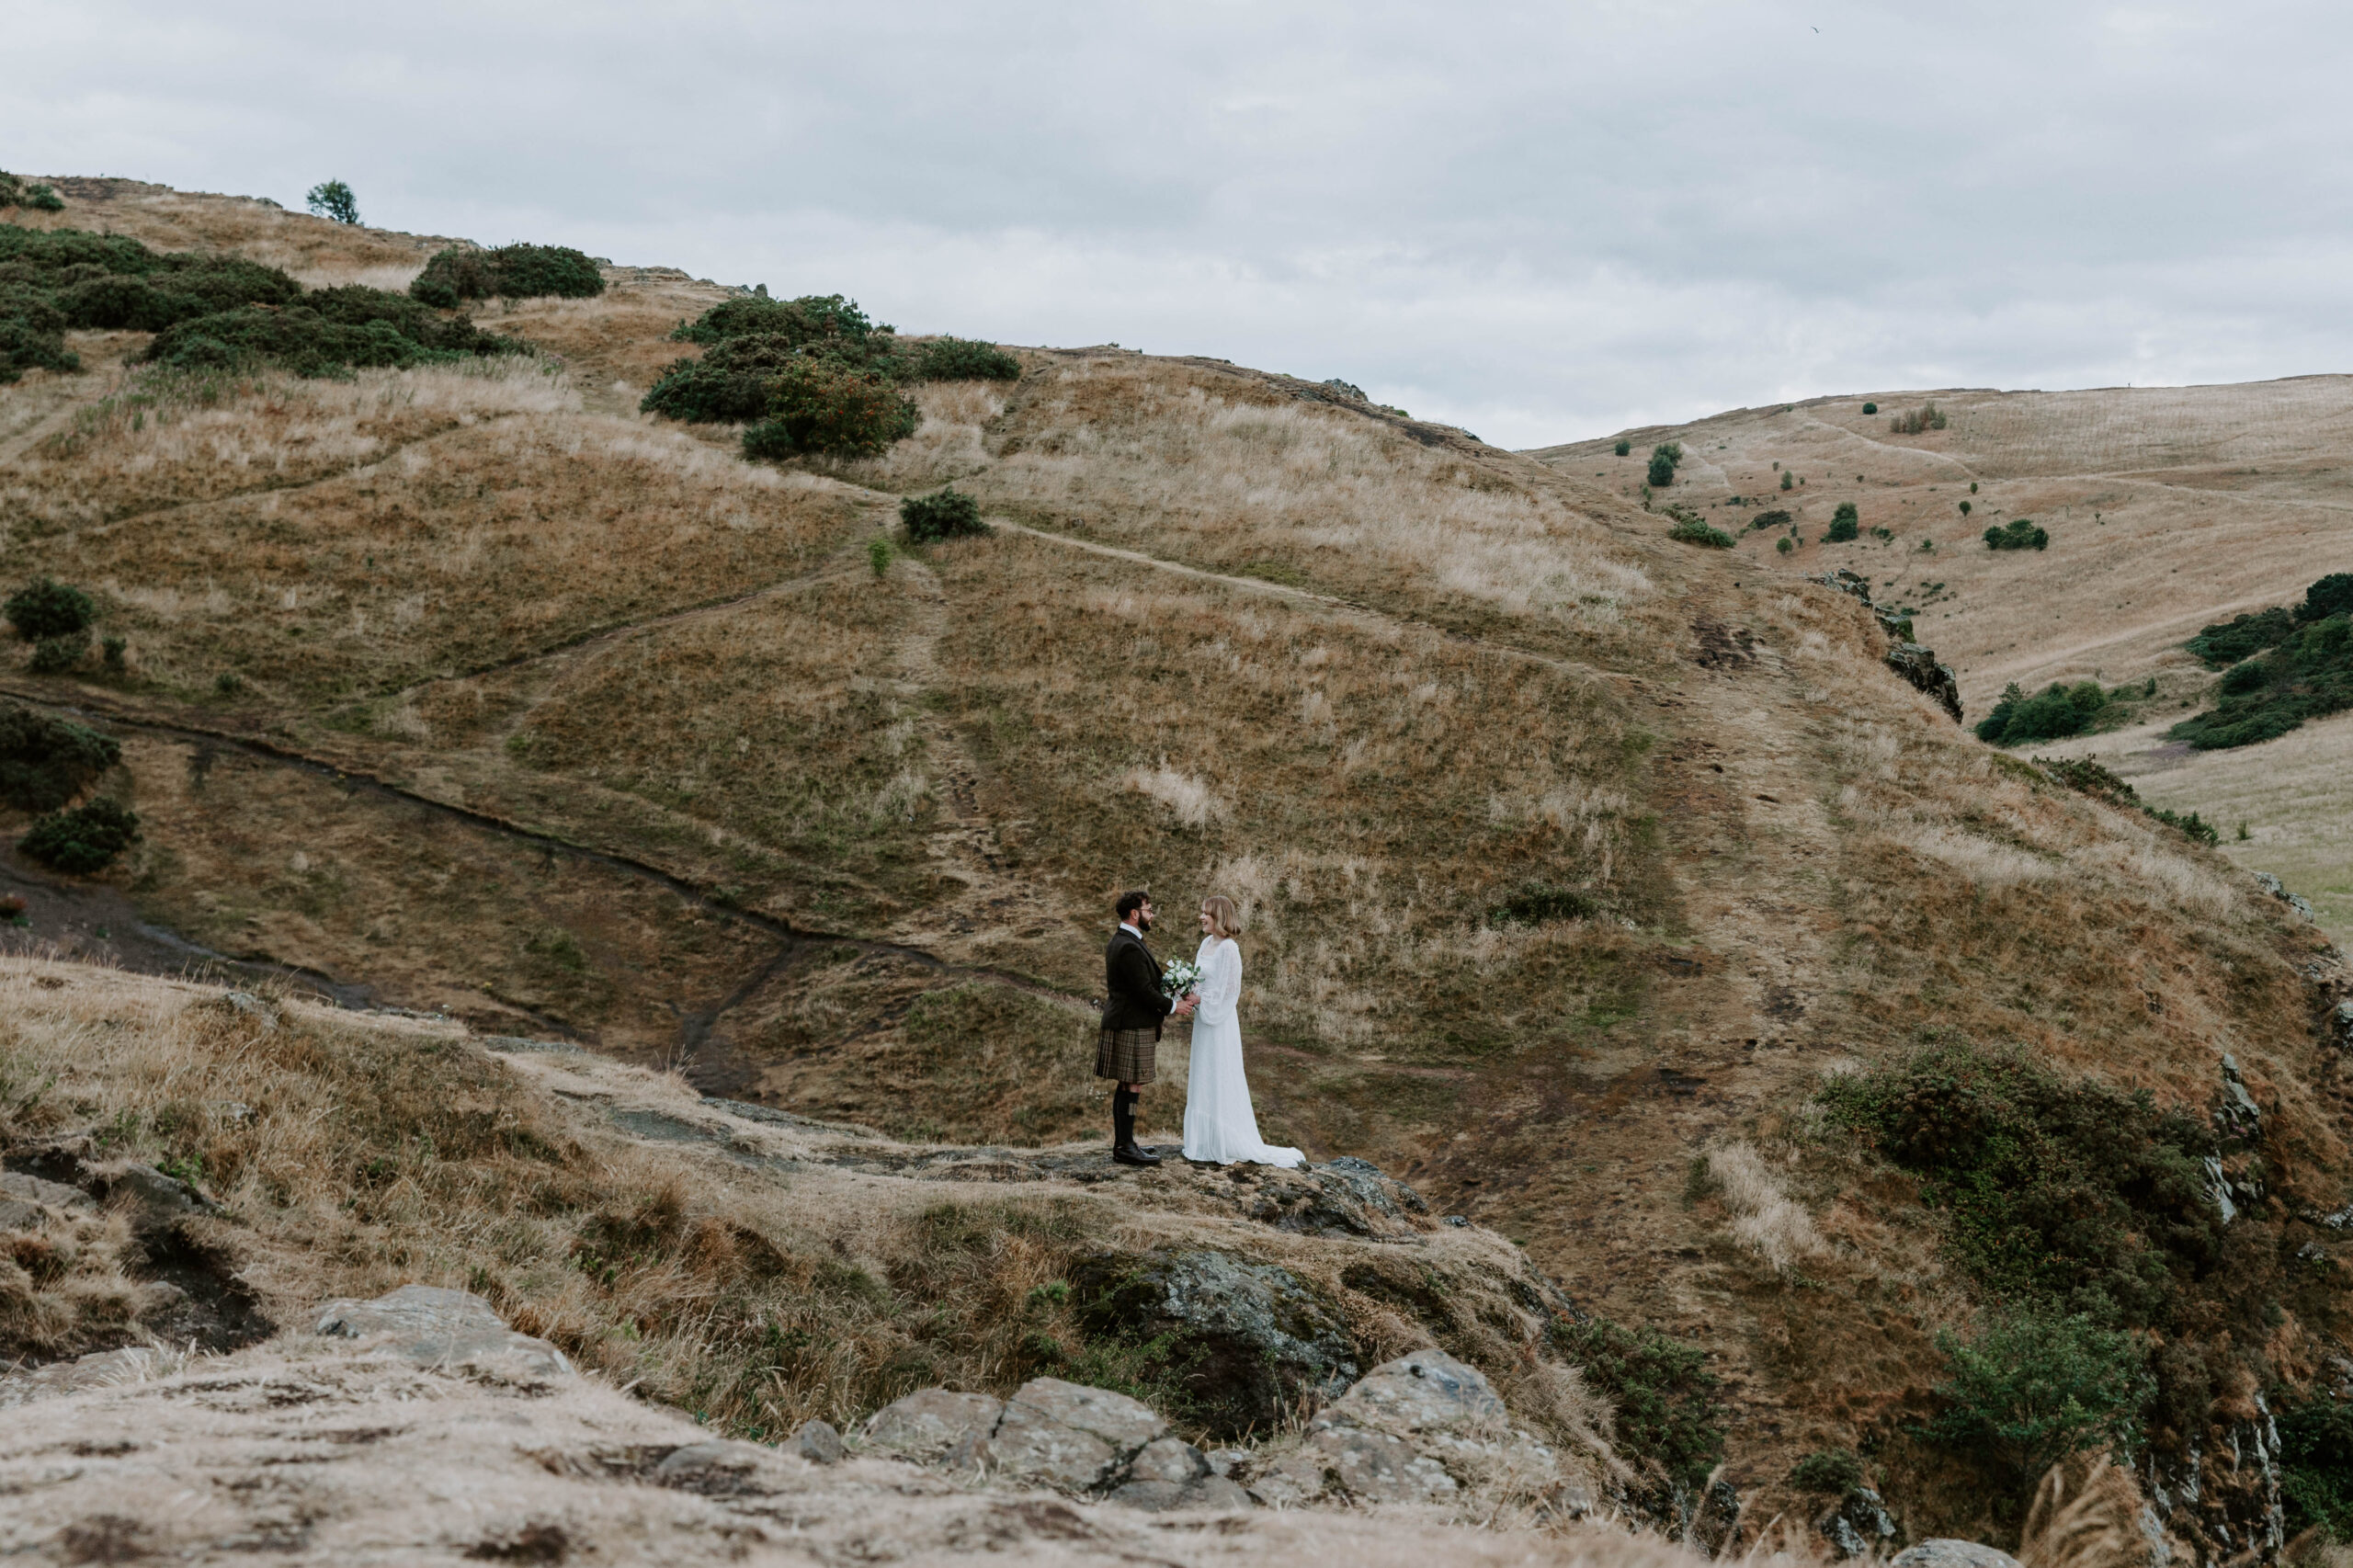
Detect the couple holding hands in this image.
<box><xmin>1096</xmin><ymin>889</ymin><xmax>1303</xmax><ymax>1170</ymax></box>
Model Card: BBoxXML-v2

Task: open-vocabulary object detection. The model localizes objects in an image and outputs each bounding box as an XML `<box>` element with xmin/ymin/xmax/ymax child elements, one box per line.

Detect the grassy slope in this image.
<box><xmin>1528</xmin><ymin>381</ymin><xmax>2353</xmax><ymax>947</ymax></box>
<box><xmin>1</xmin><ymin>181</ymin><xmax>2348</xmax><ymax>1544</ymax></box>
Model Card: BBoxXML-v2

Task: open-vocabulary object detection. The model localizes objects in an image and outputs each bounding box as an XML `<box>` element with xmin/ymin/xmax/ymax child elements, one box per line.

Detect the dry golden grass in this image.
<box><xmin>963</xmin><ymin>358</ymin><xmax>1656</xmax><ymax>645</ymax></box>
<box><xmin>0</xmin><ymin>954</ymin><xmax>1620</xmax><ymax>1517</ymax></box>
<box><xmin>14</xmin><ymin>177</ymin><xmax>452</xmax><ymax>281</ymax></box>
<box><xmin>1702</xmin><ymin>1142</ymin><xmax>1828</xmax><ymax>1275</ymax></box>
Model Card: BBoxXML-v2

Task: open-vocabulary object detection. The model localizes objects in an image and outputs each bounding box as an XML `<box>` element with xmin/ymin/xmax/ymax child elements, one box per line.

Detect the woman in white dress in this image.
<box><xmin>1181</xmin><ymin>895</ymin><xmax>1304</xmax><ymax>1168</ymax></box>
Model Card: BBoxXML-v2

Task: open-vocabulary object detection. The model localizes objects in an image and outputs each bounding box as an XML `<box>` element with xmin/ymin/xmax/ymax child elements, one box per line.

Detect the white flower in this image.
<box><xmin>1160</xmin><ymin>958</ymin><xmax>1201</xmax><ymax>998</ymax></box>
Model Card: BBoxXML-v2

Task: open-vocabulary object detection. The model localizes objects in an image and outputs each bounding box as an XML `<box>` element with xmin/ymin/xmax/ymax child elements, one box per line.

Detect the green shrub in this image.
<box><xmin>143</xmin><ymin>288</ymin><xmax>523</xmax><ymax>378</ymax></box>
<box><xmin>101</xmin><ymin>635</ymin><xmax>127</xmax><ymax>671</ymax></box>
<box><xmin>5</xmin><ymin>579</ymin><xmax>96</xmax><ymax>642</ymax></box>
<box><xmin>2170</xmin><ymin>609</ymin><xmax>2353</xmax><ymax>749</ymax></box>
<box><xmin>305</xmin><ymin>180</ymin><xmax>359</xmax><ymax>224</ymax></box>
<box><xmin>2188</xmin><ymin>607</ymin><xmax>2296</xmax><ymax>668</ymax></box>
<box><xmin>2279</xmin><ymin>1394</ymin><xmax>2353</xmax><ymax>1542</ymax></box>
<box><xmin>1776</xmin><ymin>536</ymin><xmax>1792</xmax><ymax>554</ymax></box>
<box><xmin>867</xmin><ymin>537</ymin><xmax>892</xmax><ymax>577</ymax></box>
<box><xmin>1613</xmin><ymin>437</ymin><xmax>1631</xmax><ymax>457</ymax></box>
<box><xmin>1825</xmin><ymin>502</ymin><xmax>1859</xmax><ymax>543</ymax></box>
<box><xmin>1922</xmin><ymin>1304</ymin><xmax>2152</xmax><ymax>1493</ymax></box>
<box><xmin>1646</xmin><ymin>442</ymin><xmax>1683</xmax><ymax>488</ymax></box>
<box><xmin>673</xmin><ymin>292</ymin><xmax>881</xmax><ymax>347</ymax></box>
<box><xmin>766</xmin><ymin>358</ymin><xmax>918</xmax><ymax>457</ymax></box>
<box><xmin>1819</xmin><ymin>1040</ymin><xmax>2218</xmax><ymax>1324</ymax></box>
<box><xmin>740</xmin><ymin>420</ymin><xmax>797</xmax><ymax>460</ymax></box>
<box><xmin>1551</xmin><ymin>1315</ymin><xmax>1723</xmax><ymax>1489</ymax></box>
<box><xmin>0</xmin><ymin>171</ymin><xmax>65</xmax><ymax>211</ymax></box>
<box><xmin>1861</xmin><ymin>402</ymin><xmax>1877</xmax><ymax>415</ymax></box>
<box><xmin>1984</xmin><ymin>518</ymin><xmax>2049</xmax><ymax>551</ymax></box>
<box><xmin>1666</xmin><ymin>513</ymin><xmax>1733</xmax><ymax>548</ymax></box>
<box><xmin>0</xmin><ymin>704</ymin><xmax>120</xmax><ymax>812</ymax></box>
<box><xmin>1779</xmin><ymin>469</ymin><xmax>1793</xmax><ymax>491</ymax></box>
<box><xmin>1975</xmin><ymin>679</ymin><xmax>2105</xmax><ymax>744</ymax></box>
<box><xmin>642</xmin><ymin>336</ymin><xmax>793</xmax><ymax>425</ymax></box>
<box><xmin>18</xmin><ymin>797</ymin><xmax>141</xmax><ymax>874</ymax></box>
<box><xmin>914</xmin><ymin>336</ymin><xmax>1019</xmax><ymax>381</ymax></box>
<box><xmin>2147</xmin><ymin>807</ymin><xmax>2219</xmax><ymax>846</ymax></box>
<box><xmin>1871</xmin><ymin>527</ymin><xmax>1893</xmax><ymax>541</ymax></box>
<box><xmin>1748</xmin><ymin>509</ymin><xmax>1790</xmax><ymax>531</ymax></box>
<box><xmin>410</xmin><ymin>244</ymin><xmax>605</xmax><ymax>307</ymax></box>
<box><xmin>2297</xmin><ymin>571</ymin><xmax>2353</xmax><ymax>624</ymax></box>
<box><xmin>1959</xmin><ymin>499</ymin><xmax>1972</xmax><ymax>517</ymax></box>
<box><xmin>59</xmin><ymin>257</ymin><xmax>303</xmax><ymax>331</ymax></box>
<box><xmin>1789</xmin><ymin>1448</ymin><xmax>1865</xmax><ymax>1494</ymax></box>
<box><xmin>28</xmin><ymin>635</ymin><xmax>85</xmax><ymax>674</ymax></box>
<box><xmin>901</xmin><ymin>486</ymin><xmax>988</xmax><ymax>542</ymax></box>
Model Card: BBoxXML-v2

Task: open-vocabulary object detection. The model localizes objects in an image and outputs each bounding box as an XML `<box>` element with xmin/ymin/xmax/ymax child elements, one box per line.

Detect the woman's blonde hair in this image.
<box><xmin>1200</xmin><ymin>895</ymin><xmax>1241</xmax><ymax>937</ymax></box>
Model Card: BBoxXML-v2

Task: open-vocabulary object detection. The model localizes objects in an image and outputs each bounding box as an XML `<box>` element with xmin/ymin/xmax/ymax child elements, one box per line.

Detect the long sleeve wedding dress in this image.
<box><xmin>1180</xmin><ymin>937</ymin><xmax>1303</xmax><ymax>1167</ymax></box>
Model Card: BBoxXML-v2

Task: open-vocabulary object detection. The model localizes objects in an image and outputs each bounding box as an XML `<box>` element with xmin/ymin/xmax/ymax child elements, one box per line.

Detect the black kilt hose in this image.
<box><xmin>1097</xmin><ymin>1026</ymin><xmax>1159</xmax><ymax>1085</ymax></box>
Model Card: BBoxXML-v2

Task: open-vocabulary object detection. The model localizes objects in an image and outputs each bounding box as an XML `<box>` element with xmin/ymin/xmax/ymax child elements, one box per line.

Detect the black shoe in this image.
<box><xmin>1112</xmin><ymin>1143</ymin><xmax>1162</xmax><ymax>1166</ymax></box>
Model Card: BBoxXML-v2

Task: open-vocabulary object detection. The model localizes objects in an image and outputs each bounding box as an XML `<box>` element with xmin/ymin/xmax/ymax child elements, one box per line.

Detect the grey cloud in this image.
<box><xmin>11</xmin><ymin>0</ymin><xmax>2353</xmax><ymax>447</ymax></box>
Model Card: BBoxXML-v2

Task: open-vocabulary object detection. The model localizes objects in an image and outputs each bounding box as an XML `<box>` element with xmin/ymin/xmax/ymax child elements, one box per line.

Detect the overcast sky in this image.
<box><xmin>13</xmin><ymin>1</ymin><xmax>2352</xmax><ymax>447</ymax></box>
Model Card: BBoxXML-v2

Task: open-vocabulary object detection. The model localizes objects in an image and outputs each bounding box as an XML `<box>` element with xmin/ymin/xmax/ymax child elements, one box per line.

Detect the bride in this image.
<box><xmin>1182</xmin><ymin>896</ymin><xmax>1303</xmax><ymax>1168</ymax></box>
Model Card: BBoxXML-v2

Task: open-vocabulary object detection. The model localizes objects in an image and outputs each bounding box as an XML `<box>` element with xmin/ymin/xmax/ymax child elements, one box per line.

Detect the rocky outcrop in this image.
<box><xmin>865</xmin><ymin>1377</ymin><xmax>1248</xmax><ymax>1511</ymax></box>
<box><xmin>1240</xmin><ymin>1348</ymin><xmax>1588</xmax><ymax>1515</ymax></box>
<box><xmin>1070</xmin><ymin>1247</ymin><xmax>1358</xmax><ymax>1436</ymax></box>
<box><xmin>314</xmin><ymin>1284</ymin><xmax>572</xmax><ymax>1381</ymax></box>
<box><xmin>1813</xmin><ymin>569</ymin><xmax>1964</xmax><ymax>723</ymax></box>
<box><xmin>1890</xmin><ymin>1543</ymin><xmax>2023</xmax><ymax>1568</ymax></box>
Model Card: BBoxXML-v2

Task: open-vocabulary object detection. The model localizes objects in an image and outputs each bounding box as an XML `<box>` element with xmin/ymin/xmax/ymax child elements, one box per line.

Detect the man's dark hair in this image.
<box><xmin>1115</xmin><ymin>890</ymin><xmax>1152</xmax><ymax>921</ymax></box>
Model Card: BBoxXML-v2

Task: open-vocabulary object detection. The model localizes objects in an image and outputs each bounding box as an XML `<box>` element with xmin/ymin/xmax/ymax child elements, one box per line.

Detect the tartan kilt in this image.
<box><xmin>1096</xmin><ymin>1025</ymin><xmax>1159</xmax><ymax>1085</ymax></box>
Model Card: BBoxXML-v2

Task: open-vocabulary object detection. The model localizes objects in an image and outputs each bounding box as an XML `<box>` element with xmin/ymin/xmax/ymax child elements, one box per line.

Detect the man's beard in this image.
<box><xmin>1136</xmin><ymin>911</ymin><xmax>1154</xmax><ymax>931</ymax></box>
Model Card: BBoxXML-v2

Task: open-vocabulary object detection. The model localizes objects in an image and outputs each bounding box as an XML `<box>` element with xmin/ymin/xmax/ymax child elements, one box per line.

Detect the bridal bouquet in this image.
<box><xmin>1160</xmin><ymin>958</ymin><xmax>1201</xmax><ymax>999</ymax></box>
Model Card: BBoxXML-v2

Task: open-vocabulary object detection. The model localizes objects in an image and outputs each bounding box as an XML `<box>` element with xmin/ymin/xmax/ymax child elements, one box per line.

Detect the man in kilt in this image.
<box><xmin>1100</xmin><ymin>890</ymin><xmax>1195</xmax><ymax>1166</ymax></box>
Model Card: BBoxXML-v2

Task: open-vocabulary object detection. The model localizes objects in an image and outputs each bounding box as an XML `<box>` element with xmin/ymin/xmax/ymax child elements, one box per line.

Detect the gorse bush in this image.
<box><xmin>913</xmin><ymin>336</ymin><xmax>1020</xmax><ymax>381</ymax></box>
<box><xmin>0</xmin><ymin>170</ymin><xmax>65</xmax><ymax>211</ymax></box>
<box><xmin>2170</xmin><ymin>607</ymin><xmax>2353</xmax><ymax>750</ymax></box>
<box><xmin>1825</xmin><ymin>502</ymin><xmax>1860</xmax><ymax>542</ymax></box>
<box><xmin>5</xmin><ymin>578</ymin><xmax>96</xmax><ymax>642</ymax></box>
<box><xmin>2188</xmin><ymin>608</ymin><xmax>2296</xmax><ymax>669</ymax></box>
<box><xmin>1984</xmin><ymin>518</ymin><xmax>2049</xmax><ymax>551</ymax></box>
<box><xmin>410</xmin><ymin>244</ymin><xmax>605</xmax><ymax>307</ymax></box>
<box><xmin>18</xmin><ymin>797</ymin><xmax>141</xmax><ymax>874</ymax></box>
<box><xmin>761</xmin><ymin>358</ymin><xmax>919</xmax><ymax>458</ymax></box>
<box><xmin>305</xmin><ymin>180</ymin><xmax>359</xmax><ymax>224</ymax></box>
<box><xmin>900</xmin><ymin>486</ymin><xmax>988</xmax><ymax>542</ymax></box>
<box><xmin>1890</xmin><ymin>401</ymin><xmax>1948</xmax><ymax>434</ymax></box>
<box><xmin>0</xmin><ymin>704</ymin><xmax>120</xmax><ymax>812</ymax></box>
<box><xmin>1665</xmin><ymin>509</ymin><xmax>1733</xmax><ymax>548</ymax></box>
<box><xmin>1613</xmin><ymin>437</ymin><xmax>1631</xmax><ymax>457</ymax></box>
<box><xmin>674</xmin><ymin>291</ymin><xmax>882</xmax><ymax>347</ymax></box>
<box><xmin>1749</xmin><ymin>509</ymin><xmax>1791</xmax><ymax>531</ymax></box>
<box><xmin>1646</xmin><ymin>441</ymin><xmax>1683</xmax><ymax>488</ymax></box>
<box><xmin>1922</xmin><ymin>1304</ymin><xmax>2152</xmax><ymax>1494</ymax></box>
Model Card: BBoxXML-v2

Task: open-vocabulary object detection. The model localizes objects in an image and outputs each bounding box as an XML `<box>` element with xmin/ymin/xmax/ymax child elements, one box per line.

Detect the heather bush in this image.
<box><xmin>6</xmin><ymin>579</ymin><xmax>96</xmax><ymax>642</ymax></box>
<box><xmin>901</xmin><ymin>486</ymin><xmax>988</xmax><ymax>542</ymax></box>
<box><xmin>305</xmin><ymin>179</ymin><xmax>359</xmax><ymax>225</ymax></box>
<box><xmin>0</xmin><ymin>704</ymin><xmax>120</xmax><ymax>812</ymax></box>
<box><xmin>914</xmin><ymin>336</ymin><xmax>1020</xmax><ymax>381</ymax></box>
<box><xmin>18</xmin><ymin>797</ymin><xmax>142</xmax><ymax>874</ymax></box>
<box><xmin>1984</xmin><ymin>518</ymin><xmax>2048</xmax><ymax>551</ymax></box>
<box><xmin>410</xmin><ymin>244</ymin><xmax>605</xmax><ymax>307</ymax></box>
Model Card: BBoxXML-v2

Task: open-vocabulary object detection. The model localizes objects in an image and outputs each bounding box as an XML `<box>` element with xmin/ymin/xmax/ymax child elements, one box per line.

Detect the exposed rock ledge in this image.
<box><xmin>1</xmin><ymin>1287</ymin><xmax>1630</xmax><ymax>1565</ymax></box>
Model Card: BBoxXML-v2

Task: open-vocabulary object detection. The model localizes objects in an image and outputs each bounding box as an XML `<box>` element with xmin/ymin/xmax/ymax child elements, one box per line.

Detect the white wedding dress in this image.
<box><xmin>1181</xmin><ymin>937</ymin><xmax>1303</xmax><ymax>1167</ymax></box>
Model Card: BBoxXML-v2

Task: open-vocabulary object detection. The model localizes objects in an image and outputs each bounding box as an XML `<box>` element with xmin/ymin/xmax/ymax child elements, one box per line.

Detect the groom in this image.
<box><xmin>1098</xmin><ymin>890</ymin><xmax>1195</xmax><ymax>1166</ymax></box>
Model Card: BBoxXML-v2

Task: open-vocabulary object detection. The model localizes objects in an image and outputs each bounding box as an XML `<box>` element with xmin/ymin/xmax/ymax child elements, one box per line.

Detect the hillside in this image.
<box><xmin>1529</xmin><ymin>384</ymin><xmax>2353</xmax><ymax>946</ymax></box>
<box><xmin>3</xmin><ymin>177</ymin><xmax>2350</xmax><ymax>1560</ymax></box>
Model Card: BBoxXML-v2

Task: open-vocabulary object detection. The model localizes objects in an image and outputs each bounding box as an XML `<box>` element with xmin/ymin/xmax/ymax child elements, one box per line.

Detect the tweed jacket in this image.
<box><xmin>1101</xmin><ymin>926</ymin><xmax>1175</xmax><ymax>1037</ymax></box>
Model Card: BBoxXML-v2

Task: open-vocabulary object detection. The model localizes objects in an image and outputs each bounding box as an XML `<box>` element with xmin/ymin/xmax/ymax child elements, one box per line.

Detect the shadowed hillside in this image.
<box><xmin>4</xmin><ymin>178</ymin><xmax>2350</xmax><ymax>1560</ymax></box>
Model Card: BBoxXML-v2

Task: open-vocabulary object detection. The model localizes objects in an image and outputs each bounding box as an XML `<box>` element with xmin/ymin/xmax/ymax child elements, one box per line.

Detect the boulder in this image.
<box><xmin>0</xmin><ymin>1169</ymin><xmax>91</xmax><ymax>1230</ymax></box>
<box><xmin>961</xmin><ymin>1377</ymin><xmax>1166</xmax><ymax>1491</ymax></box>
<box><xmin>1320</xmin><ymin>1346</ymin><xmax>1505</xmax><ymax>1431</ymax></box>
<box><xmin>652</xmin><ymin>1439</ymin><xmax>784</xmax><ymax>1496</ymax></box>
<box><xmin>863</xmin><ymin>1388</ymin><xmax>1002</xmax><ymax>1457</ymax></box>
<box><xmin>1105</xmin><ymin>1436</ymin><xmax>1253</xmax><ymax>1511</ymax></box>
<box><xmin>792</xmin><ymin>1418</ymin><xmax>845</xmax><ymax>1465</ymax></box>
<box><xmin>1885</xmin><ymin>643</ymin><xmax>1965</xmax><ymax>724</ymax></box>
<box><xmin>1071</xmin><ymin>1248</ymin><xmax>1358</xmax><ymax>1437</ymax></box>
<box><xmin>1891</xmin><ymin>1543</ymin><xmax>2023</xmax><ymax>1568</ymax></box>
<box><xmin>313</xmin><ymin>1285</ymin><xmax>570</xmax><ymax>1381</ymax></box>
<box><xmin>1822</xmin><ymin>1487</ymin><xmax>1901</xmax><ymax>1559</ymax></box>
